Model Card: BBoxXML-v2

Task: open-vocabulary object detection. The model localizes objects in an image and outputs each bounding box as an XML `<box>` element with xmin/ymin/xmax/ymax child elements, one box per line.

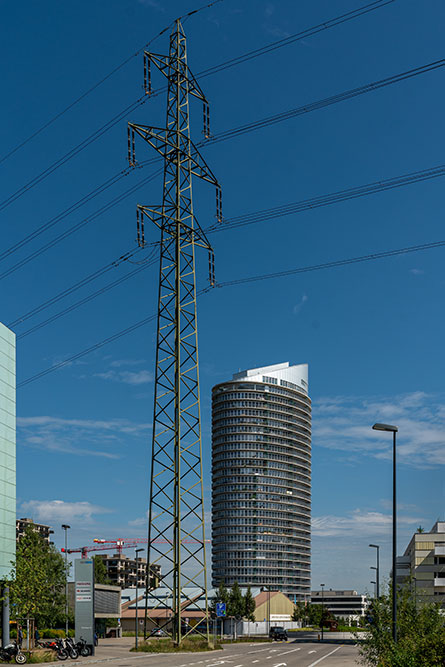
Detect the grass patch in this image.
<box><xmin>131</xmin><ymin>636</ymin><xmax>221</xmax><ymax>653</ymax></box>
<box><xmin>24</xmin><ymin>650</ymin><xmax>57</xmax><ymax>663</ymax></box>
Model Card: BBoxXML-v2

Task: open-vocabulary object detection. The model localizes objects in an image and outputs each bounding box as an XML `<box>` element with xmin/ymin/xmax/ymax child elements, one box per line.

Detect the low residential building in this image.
<box><xmin>16</xmin><ymin>518</ymin><xmax>53</xmax><ymax>544</ymax></box>
<box><xmin>311</xmin><ymin>589</ymin><xmax>367</xmax><ymax>623</ymax></box>
<box><xmin>96</xmin><ymin>553</ymin><xmax>160</xmax><ymax>589</ymax></box>
<box><xmin>398</xmin><ymin>521</ymin><xmax>445</xmax><ymax>606</ymax></box>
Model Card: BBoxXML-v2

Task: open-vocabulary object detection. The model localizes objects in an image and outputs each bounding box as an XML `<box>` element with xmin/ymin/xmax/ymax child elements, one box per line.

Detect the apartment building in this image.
<box><xmin>398</xmin><ymin>521</ymin><xmax>445</xmax><ymax>606</ymax></box>
<box><xmin>16</xmin><ymin>517</ymin><xmax>54</xmax><ymax>544</ymax></box>
<box><xmin>97</xmin><ymin>553</ymin><xmax>160</xmax><ymax>589</ymax></box>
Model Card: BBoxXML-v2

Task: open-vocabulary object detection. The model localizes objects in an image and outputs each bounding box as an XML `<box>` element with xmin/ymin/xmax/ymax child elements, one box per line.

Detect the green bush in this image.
<box><xmin>358</xmin><ymin>586</ymin><xmax>445</xmax><ymax>667</ymax></box>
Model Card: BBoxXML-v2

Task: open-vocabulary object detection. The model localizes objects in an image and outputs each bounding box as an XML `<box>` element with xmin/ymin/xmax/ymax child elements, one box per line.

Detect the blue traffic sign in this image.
<box><xmin>216</xmin><ymin>602</ymin><xmax>226</xmax><ymax>617</ymax></box>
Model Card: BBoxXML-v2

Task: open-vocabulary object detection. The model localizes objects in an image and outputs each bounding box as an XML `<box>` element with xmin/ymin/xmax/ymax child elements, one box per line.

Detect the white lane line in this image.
<box><xmin>308</xmin><ymin>650</ymin><xmax>317</xmax><ymax>654</ymax></box>
<box><xmin>276</xmin><ymin>648</ymin><xmax>301</xmax><ymax>656</ymax></box>
<box><xmin>252</xmin><ymin>661</ymin><xmax>260</xmax><ymax>664</ymax></box>
<box><xmin>307</xmin><ymin>645</ymin><xmax>342</xmax><ymax>667</ymax></box>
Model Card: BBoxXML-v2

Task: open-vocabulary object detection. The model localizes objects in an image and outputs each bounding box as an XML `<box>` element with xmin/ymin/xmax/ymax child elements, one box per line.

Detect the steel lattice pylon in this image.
<box><xmin>128</xmin><ymin>19</ymin><xmax>222</xmax><ymax>646</ymax></box>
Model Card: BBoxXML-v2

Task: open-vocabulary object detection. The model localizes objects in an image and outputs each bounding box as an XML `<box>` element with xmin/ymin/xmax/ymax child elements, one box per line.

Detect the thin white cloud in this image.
<box><xmin>110</xmin><ymin>359</ymin><xmax>146</xmax><ymax>368</ymax></box>
<box><xmin>18</xmin><ymin>415</ymin><xmax>151</xmax><ymax>459</ymax></box>
<box><xmin>293</xmin><ymin>294</ymin><xmax>308</xmax><ymax>315</ymax></box>
<box><xmin>312</xmin><ymin>509</ymin><xmax>424</xmax><ymax>538</ymax></box>
<box><xmin>20</xmin><ymin>500</ymin><xmax>111</xmax><ymax>524</ymax></box>
<box><xmin>410</xmin><ymin>268</ymin><xmax>424</xmax><ymax>275</ymax></box>
<box><xmin>94</xmin><ymin>369</ymin><xmax>153</xmax><ymax>385</ymax></box>
<box><xmin>137</xmin><ymin>0</ymin><xmax>165</xmax><ymax>11</ymax></box>
<box><xmin>313</xmin><ymin>391</ymin><xmax>445</xmax><ymax>468</ymax></box>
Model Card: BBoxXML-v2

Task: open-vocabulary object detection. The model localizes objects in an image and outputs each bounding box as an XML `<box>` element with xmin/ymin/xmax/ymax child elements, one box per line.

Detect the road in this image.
<box><xmin>78</xmin><ymin>639</ymin><xmax>359</xmax><ymax>667</ymax></box>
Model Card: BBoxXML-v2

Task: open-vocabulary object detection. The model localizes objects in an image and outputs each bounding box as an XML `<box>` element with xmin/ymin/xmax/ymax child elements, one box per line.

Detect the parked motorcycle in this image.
<box><xmin>0</xmin><ymin>641</ymin><xmax>27</xmax><ymax>664</ymax></box>
<box><xmin>63</xmin><ymin>638</ymin><xmax>79</xmax><ymax>660</ymax></box>
<box><xmin>75</xmin><ymin>637</ymin><xmax>91</xmax><ymax>657</ymax></box>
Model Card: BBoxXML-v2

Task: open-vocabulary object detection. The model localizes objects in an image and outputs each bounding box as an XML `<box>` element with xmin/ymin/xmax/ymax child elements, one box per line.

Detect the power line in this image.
<box><xmin>0</xmin><ymin>95</ymin><xmax>147</xmax><ymax>214</ymax></box>
<box><xmin>210</xmin><ymin>163</ymin><xmax>445</xmax><ymax>233</ymax></box>
<box><xmin>0</xmin><ymin>0</ymin><xmax>395</xmax><ymax>211</ymax></box>
<box><xmin>10</xmin><ymin>162</ymin><xmax>445</xmax><ymax>334</ymax></box>
<box><xmin>196</xmin><ymin>0</ymin><xmax>396</xmax><ymax>80</ymax></box>
<box><xmin>0</xmin><ymin>0</ymin><xmax>224</xmax><ymax>166</ymax></box>
<box><xmin>15</xmin><ymin>252</ymin><xmax>158</xmax><ymax>340</ymax></box>
<box><xmin>0</xmin><ymin>167</ymin><xmax>163</xmax><ymax>283</ymax></box>
<box><xmin>7</xmin><ymin>247</ymin><xmax>145</xmax><ymax>328</ymax></box>
<box><xmin>6</xmin><ymin>55</ymin><xmax>439</xmax><ymax>273</ymax></box>
<box><xmin>17</xmin><ymin>236</ymin><xmax>445</xmax><ymax>388</ymax></box>
<box><xmin>200</xmin><ymin>59</ymin><xmax>445</xmax><ymax>146</ymax></box>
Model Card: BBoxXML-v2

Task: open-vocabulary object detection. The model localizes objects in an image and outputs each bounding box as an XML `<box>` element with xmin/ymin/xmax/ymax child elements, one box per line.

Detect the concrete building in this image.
<box><xmin>212</xmin><ymin>362</ymin><xmax>311</xmax><ymax>600</ymax></box>
<box><xmin>16</xmin><ymin>518</ymin><xmax>54</xmax><ymax>544</ymax></box>
<box><xmin>0</xmin><ymin>324</ymin><xmax>15</xmax><ymax>583</ymax></box>
<box><xmin>398</xmin><ymin>521</ymin><xmax>445</xmax><ymax>606</ymax></box>
<box><xmin>96</xmin><ymin>553</ymin><xmax>160</xmax><ymax>589</ymax></box>
<box><xmin>311</xmin><ymin>590</ymin><xmax>368</xmax><ymax>623</ymax></box>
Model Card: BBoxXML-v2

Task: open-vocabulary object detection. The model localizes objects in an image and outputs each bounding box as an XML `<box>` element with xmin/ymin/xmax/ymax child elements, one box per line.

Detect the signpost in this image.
<box><xmin>74</xmin><ymin>559</ymin><xmax>95</xmax><ymax>655</ymax></box>
<box><xmin>216</xmin><ymin>603</ymin><xmax>226</xmax><ymax>640</ymax></box>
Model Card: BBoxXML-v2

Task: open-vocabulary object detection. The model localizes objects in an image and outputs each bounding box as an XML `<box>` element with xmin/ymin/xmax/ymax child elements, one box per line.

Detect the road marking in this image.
<box><xmin>252</xmin><ymin>661</ymin><xmax>259</xmax><ymax>664</ymax></box>
<box><xmin>307</xmin><ymin>645</ymin><xmax>342</xmax><ymax>667</ymax></box>
<box><xmin>276</xmin><ymin>648</ymin><xmax>300</xmax><ymax>656</ymax></box>
<box><xmin>308</xmin><ymin>650</ymin><xmax>317</xmax><ymax>654</ymax></box>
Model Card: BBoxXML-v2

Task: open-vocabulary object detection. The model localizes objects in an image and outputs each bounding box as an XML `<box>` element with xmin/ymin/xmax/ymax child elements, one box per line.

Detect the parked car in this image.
<box><xmin>151</xmin><ymin>628</ymin><xmax>167</xmax><ymax>637</ymax></box>
<box><xmin>269</xmin><ymin>626</ymin><xmax>288</xmax><ymax>641</ymax></box>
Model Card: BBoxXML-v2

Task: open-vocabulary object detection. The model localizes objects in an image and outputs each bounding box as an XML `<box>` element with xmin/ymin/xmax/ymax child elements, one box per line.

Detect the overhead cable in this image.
<box><xmin>9</xmin><ymin>162</ymin><xmax>445</xmax><ymax>333</ymax></box>
<box><xmin>0</xmin><ymin>0</ymin><xmax>395</xmax><ymax>209</ymax></box>
<box><xmin>0</xmin><ymin>0</ymin><xmax>224</xmax><ymax>166</ymax></box>
<box><xmin>17</xmin><ymin>237</ymin><xmax>445</xmax><ymax>388</ymax></box>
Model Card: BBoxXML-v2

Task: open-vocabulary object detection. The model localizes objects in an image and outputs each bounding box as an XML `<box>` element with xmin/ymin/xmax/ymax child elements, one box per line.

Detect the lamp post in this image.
<box><xmin>370</xmin><ymin>580</ymin><xmax>377</xmax><ymax>598</ymax></box>
<box><xmin>61</xmin><ymin>525</ymin><xmax>70</xmax><ymax>636</ymax></box>
<box><xmin>135</xmin><ymin>548</ymin><xmax>144</xmax><ymax>650</ymax></box>
<box><xmin>369</xmin><ymin>544</ymin><xmax>380</xmax><ymax>599</ymax></box>
<box><xmin>320</xmin><ymin>584</ymin><xmax>325</xmax><ymax>641</ymax></box>
<box><xmin>372</xmin><ymin>422</ymin><xmax>398</xmax><ymax>642</ymax></box>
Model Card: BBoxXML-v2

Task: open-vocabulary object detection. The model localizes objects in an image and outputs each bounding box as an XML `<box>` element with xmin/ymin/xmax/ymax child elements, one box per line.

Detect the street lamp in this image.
<box><xmin>369</xmin><ymin>544</ymin><xmax>380</xmax><ymax>599</ymax></box>
<box><xmin>320</xmin><ymin>584</ymin><xmax>325</xmax><ymax>641</ymax></box>
<box><xmin>135</xmin><ymin>548</ymin><xmax>144</xmax><ymax>650</ymax></box>
<box><xmin>372</xmin><ymin>422</ymin><xmax>398</xmax><ymax>642</ymax></box>
<box><xmin>61</xmin><ymin>525</ymin><xmax>70</xmax><ymax>636</ymax></box>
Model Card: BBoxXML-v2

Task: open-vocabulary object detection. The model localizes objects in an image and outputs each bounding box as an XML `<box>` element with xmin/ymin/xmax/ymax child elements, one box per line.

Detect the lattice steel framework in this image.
<box><xmin>127</xmin><ymin>19</ymin><xmax>222</xmax><ymax>646</ymax></box>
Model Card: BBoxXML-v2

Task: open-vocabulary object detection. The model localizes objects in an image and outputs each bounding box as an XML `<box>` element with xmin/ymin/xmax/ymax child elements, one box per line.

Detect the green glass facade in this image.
<box><xmin>0</xmin><ymin>323</ymin><xmax>15</xmax><ymax>580</ymax></box>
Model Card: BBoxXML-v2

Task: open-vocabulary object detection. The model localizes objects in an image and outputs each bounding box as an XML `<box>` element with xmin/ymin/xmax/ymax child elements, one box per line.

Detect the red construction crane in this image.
<box><xmin>62</xmin><ymin>536</ymin><xmax>210</xmax><ymax>559</ymax></box>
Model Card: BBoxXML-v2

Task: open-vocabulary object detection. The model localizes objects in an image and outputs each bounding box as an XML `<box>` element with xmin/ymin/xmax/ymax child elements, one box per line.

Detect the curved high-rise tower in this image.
<box><xmin>211</xmin><ymin>362</ymin><xmax>311</xmax><ymax>600</ymax></box>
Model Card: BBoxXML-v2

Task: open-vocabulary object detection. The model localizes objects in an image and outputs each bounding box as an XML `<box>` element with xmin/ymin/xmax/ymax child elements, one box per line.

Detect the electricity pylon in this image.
<box><xmin>127</xmin><ymin>19</ymin><xmax>222</xmax><ymax>646</ymax></box>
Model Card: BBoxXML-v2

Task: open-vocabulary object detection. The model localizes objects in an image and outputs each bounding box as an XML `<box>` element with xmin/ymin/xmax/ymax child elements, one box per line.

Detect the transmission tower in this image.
<box><xmin>127</xmin><ymin>19</ymin><xmax>222</xmax><ymax>646</ymax></box>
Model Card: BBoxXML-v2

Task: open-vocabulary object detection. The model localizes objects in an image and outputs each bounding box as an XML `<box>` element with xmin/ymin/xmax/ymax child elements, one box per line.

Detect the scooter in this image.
<box><xmin>0</xmin><ymin>641</ymin><xmax>27</xmax><ymax>664</ymax></box>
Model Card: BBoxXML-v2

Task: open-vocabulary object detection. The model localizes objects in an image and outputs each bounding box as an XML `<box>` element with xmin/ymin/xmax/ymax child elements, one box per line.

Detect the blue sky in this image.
<box><xmin>1</xmin><ymin>0</ymin><xmax>445</xmax><ymax>594</ymax></box>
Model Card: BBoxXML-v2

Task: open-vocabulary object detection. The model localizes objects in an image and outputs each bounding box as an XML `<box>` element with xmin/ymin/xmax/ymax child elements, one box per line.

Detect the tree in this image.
<box><xmin>8</xmin><ymin>526</ymin><xmax>68</xmax><ymax>628</ymax></box>
<box><xmin>93</xmin><ymin>556</ymin><xmax>112</xmax><ymax>584</ymax></box>
<box><xmin>292</xmin><ymin>601</ymin><xmax>305</xmax><ymax>623</ymax></box>
<box><xmin>358</xmin><ymin>584</ymin><xmax>445</xmax><ymax>666</ymax></box>
<box><xmin>229</xmin><ymin>581</ymin><xmax>244</xmax><ymax>620</ymax></box>
<box><xmin>244</xmin><ymin>586</ymin><xmax>256</xmax><ymax>622</ymax></box>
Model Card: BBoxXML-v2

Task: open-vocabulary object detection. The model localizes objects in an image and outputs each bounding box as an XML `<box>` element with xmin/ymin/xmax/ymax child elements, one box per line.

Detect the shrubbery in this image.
<box><xmin>358</xmin><ymin>586</ymin><xmax>445</xmax><ymax>666</ymax></box>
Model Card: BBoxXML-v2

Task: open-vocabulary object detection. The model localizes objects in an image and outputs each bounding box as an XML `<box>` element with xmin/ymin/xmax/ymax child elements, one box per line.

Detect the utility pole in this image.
<box><xmin>128</xmin><ymin>19</ymin><xmax>222</xmax><ymax>647</ymax></box>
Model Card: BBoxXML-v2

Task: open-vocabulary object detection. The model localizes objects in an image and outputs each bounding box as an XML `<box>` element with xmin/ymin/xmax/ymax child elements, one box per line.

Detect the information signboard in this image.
<box><xmin>216</xmin><ymin>602</ymin><xmax>226</xmax><ymax>617</ymax></box>
<box><xmin>74</xmin><ymin>559</ymin><xmax>95</xmax><ymax>655</ymax></box>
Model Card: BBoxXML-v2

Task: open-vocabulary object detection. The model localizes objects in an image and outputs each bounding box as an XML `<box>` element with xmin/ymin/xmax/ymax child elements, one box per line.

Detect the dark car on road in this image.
<box><xmin>269</xmin><ymin>626</ymin><xmax>288</xmax><ymax>641</ymax></box>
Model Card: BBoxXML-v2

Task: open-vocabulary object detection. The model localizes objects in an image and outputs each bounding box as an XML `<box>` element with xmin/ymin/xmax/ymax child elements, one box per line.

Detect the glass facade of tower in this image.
<box><xmin>0</xmin><ymin>323</ymin><xmax>15</xmax><ymax>579</ymax></box>
<box><xmin>211</xmin><ymin>363</ymin><xmax>311</xmax><ymax>600</ymax></box>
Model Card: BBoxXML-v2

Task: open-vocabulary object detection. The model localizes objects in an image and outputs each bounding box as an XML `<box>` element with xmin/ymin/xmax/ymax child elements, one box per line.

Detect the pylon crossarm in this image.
<box><xmin>145</xmin><ymin>52</ymin><xmax>209</xmax><ymax>103</ymax></box>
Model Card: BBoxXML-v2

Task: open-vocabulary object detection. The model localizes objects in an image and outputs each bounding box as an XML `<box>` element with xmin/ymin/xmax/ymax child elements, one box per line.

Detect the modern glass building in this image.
<box><xmin>0</xmin><ymin>323</ymin><xmax>16</xmax><ymax>580</ymax></box>
<box><xmin>211</xmin><ymin>362</ymin><xmax>311</xmax><ymax>600</ymax></box>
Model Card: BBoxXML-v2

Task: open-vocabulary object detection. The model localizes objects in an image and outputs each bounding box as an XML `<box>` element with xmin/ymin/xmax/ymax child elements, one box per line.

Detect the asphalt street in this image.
<box><xmin>78</xmin><ymin>639</ymin><xmax>359</xmax><ymax>667</ymax></box>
